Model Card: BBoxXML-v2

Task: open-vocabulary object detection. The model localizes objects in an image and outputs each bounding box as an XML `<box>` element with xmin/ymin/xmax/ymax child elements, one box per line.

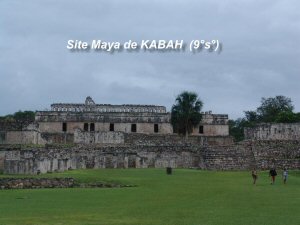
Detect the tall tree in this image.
<box><xmin>13</xmin><ymin>111</ymin><xmax>35</xmax><ymax>130</ymax></box>
<box><xmin>171</xmin><ymin>91</ymin><xmax>203</xmax><ymax>138</ymax></box>
<box><xmin>13</xmin><ymin>111</ymin><xmax>35</xmax><ymax>123</ymax></box>
<box><xmin>0</xmin><ymin>111</ymin><xmax>35</xmax><ymax>130</ymax></box>
<box><xmin>257</xmin><ymin>96</ymin><xmax>294</xmax><ymax>122</ymax></box>
<box><xmin>229</xmin><ymin>95</ymin><xmax>300</xmax><ymax>141</ymax></box>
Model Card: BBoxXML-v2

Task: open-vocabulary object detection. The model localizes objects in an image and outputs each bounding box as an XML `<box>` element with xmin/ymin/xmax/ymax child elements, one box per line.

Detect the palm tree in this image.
<box><xmin>171</xmin><ymin>91</ymin><xmax>203</xmax><ymax>138</ymax></box>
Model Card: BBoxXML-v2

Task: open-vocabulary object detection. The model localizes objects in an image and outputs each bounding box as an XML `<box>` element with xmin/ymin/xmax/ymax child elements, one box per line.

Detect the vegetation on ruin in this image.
<box><xmin>45</xmin><ymin>143</ymin><xmax>77</xmax><ymax>149</ymax></box>
<box><xmin>171</xmin><ymin>91</ymin><xmax>203</xmax><ymax>138</ymax></box>
<box><xmin>0</xmin><ymin>143</ymin><xmax>79</xmax><ymax>151</ymax></box>
<box><xmin>0</xmin><ymin>111</ymin><xmax>35</xmax><ymax>128</ymax></box>
<box><xmin>229</xmin><ymin>96</ymin><xmax>300</xmax><ymax>141</ymax></box>
<box><xmin>0</xmin><ymin>168</ymin><xmax>300</xmax><ymax>225</ymax></box>
<box><xmin>0</xmin><ymin>144</ymin><xmax>46</xmax><ymax>150</ymax></box>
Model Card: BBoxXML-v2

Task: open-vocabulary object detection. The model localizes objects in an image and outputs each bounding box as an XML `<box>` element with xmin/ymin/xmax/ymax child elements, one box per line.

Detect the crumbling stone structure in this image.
<box><xmin>244</xmin><ymin>123</ymin><xmax>300</xmax><ymax>140</ymax></box>
<box><xmin>37</xmin><ymin>96</ymin><xmax>172</xmax><ymax>135</ymax></box>
<box><xmin>36</xmin><ymin>96</ymin><xmax>229</xmax><ymax>136</ymax></box>
<box><xmin>0</xmin><ymin>178</ymin><xmax>74</xmax><ymax>189</ymax></box>
<box><xmin>2</xmin><ymin>98</ymin><xmax>300</xmax><ymax>174</ymax></box>
<box><xmin>0</xmin><ymin>122</ymin><xmax>45</xmax><ymax>145</ymax></box>
<box><xmin>192</xmin><ymin>112</ymin><xmax>228</xmax><ymax>136</ymax></box>
<box><xmin>0</xmin><ymin>97</ymin><xmax>229</xmax><ymax>145</ymax></box>
<box><xmin>2</xmin><ymin>138</ymin><xmax>300</xmax><ymax>174</ymax></box>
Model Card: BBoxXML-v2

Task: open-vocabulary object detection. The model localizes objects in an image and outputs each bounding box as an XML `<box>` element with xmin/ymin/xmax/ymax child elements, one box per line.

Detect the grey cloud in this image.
<box><xmin>0</xmin><ymin>0</ymin><xmax>299</xmax><ymax>119</ymax></box>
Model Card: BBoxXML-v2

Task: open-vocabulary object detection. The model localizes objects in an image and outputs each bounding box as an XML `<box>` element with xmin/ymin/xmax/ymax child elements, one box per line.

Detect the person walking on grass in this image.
<box><xmin>251</xmin><ymin>168</ymin><xmax>258</xmax><ymax>185</ymax></box>
<box><xmin>283</xmin><ymin>168</ymin><xmax>288</xmax><ymax>184</ymax></box>
<box><xmin>269</xmin><ymin>168</ymin><xmax>277</xmax><ymax>185</ymax></box>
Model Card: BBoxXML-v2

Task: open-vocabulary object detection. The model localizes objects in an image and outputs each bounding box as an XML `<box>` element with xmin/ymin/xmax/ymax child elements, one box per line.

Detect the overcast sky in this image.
<box><xmin>0</xmin><ymin>0</ymin><xmax>299</xmax><ymax>119</ymax></box>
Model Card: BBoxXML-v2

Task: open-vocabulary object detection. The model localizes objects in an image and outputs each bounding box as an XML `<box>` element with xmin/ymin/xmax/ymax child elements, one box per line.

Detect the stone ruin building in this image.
<box><xmin>39</xmin><ymin>96</ymin><xmax>228</xmax><ymax>136</ymax></box>
<box><xmin>0</xmin><ymin>96</ymin><xmax>229</xmax><ymax>145</ymax></box>
<box><xmin>1</xmin><ymin>97</ymin><xmax>300</xmax><ymax>174</ymax></box>
<box><xmin>37</xmin><ymin>96</ymin><xmax>173</xmax><ymax>135</ymax></box>
<box><xmin>244</xmin><ymin>123</ymin><xmax>300</xmax><ymax>140</ymax></box>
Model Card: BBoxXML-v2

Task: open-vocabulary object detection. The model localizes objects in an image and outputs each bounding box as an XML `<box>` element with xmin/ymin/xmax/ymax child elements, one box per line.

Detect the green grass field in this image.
<box><xmin>0</xmin><ymin>169</ymin><xmax>300</xmax><ymax>225</ymax></box>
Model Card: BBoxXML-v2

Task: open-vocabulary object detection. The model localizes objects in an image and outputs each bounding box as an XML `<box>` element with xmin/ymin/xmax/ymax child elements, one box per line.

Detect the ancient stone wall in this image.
<box><xmin>0</xmin><ymin>122</ymin><xmax>44</xmax><ymax>145</ymax></box>
<box><xmin>249</xmin><ymin>140</ymin><xmax>300</xmax><ymax>169</ymax></box>
<box><xmin>0</xmin><ymin>132</ymin><xmax>5</xmax><ymax>144</ymax></box>
<box><xmin>0</xmin><ymin>122</ymin><xmax>22</xmax><ymax>131</ymax></box>
<box><xmin>51</xmin><ymin>103</ymin><xmax>166</xmax><ymax>113</ymax></box>
<box><xmin>192</xmin><ymin>124</ymin><xmax>229</xmax><ymax>136</ymax></box>
<box><xmin>0</xmin><ymin>178</ymin><xmax>74</xmax><ymax>189</ymax></box>
<box><xmin>35</xmin><ymin>96</ymin><xmax>229</xmax><ymax>136</ymax></box>
<box><xmin>244</xmin><ymin>123</ymin><xmax>300</xmax><ymax>140</ymax></box>
<box><xmin>36</xmin><ymin>112</ymin><xmax>173</xmax><ymax>134</ymax></box>
<box><xmin>49</xmin><ymin>96</ymin><xmax>167</xmax><ymax>113</ymax></box>
<box><xmin>0</xmin><ymin>131</ymin><xmax>47</xmax><ymax>145</ymax></box>
<box><xmin>37</xmin><ymin>121</ymin><xmax>173</xmax><ymax>134</ymax></box>
<box><xmin>36</xmin><ymin>113</ymin><xmax>229</xmax><ymax>136</ymax></box>
<box><xmin>123</xmin><ymin>133</ymin><xmax>233</xmax><ymax>146</ymax></box>
<box><xmin>3</xmin><ymin>138</ymin><xmax>299</xmax><ymax>174</ymax></box>
<box><xmin>0</xmin><ymin>146</ymin><xmax>206</xmax><ymax>174</ymax></box>
<box><xmin>200</xmin><ymin>113</ymin><xmax>228</xmax><ymax>125</ymax></box>
<box><xmin>0</xmin><ymin>151</ymin><xmax>4</xmax><ymax>172</ymax></box>
<box><xmin>5</xmin><ymin>131</ymin><xmax>41</xmax><ymax>145</ymax></box>
<box><xmin>35</xmin><ymin>112</ymin><xmax>171</xmax><ymax>123</ymax></box>
<box><xmin>73</xmin><ymin>130</ymin><xmax>234</xmax><ymax>146</ymax></box>
<box><xmin>74</xmin><ymin>130</ymin><xmax>124</xmax><ymax>144</ymax></box>
<box><xmin>40</xmin><ymin>132</ymin><xmax>74</xmax><ymax>144</ymax></box>
<box><xmin>0</xmin><ymin>128</ymin><xmax>234</xmax><ymax>146</ymax></box>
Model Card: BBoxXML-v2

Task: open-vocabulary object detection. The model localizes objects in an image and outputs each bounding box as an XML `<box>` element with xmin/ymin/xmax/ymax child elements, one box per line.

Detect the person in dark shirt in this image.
<box><xmin>269</xmin><ymin>168</ymin><xmax>277</xmax><ymax>184</ymax></box>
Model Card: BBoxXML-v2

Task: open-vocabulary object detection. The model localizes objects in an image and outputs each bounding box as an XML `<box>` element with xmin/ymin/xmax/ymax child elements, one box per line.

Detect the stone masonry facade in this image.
<box><xmin>36</xmin><ymin>96</ymin><xmax>228</xmax><ymax>136</ymax></box>
<box><xmin>0</xmin><ymin>97</ymin><xmax>229</xmax><ymax>145</ymax></box>
<box><xmin>1</xmin><ymin>97</ymin><xmax>300</xmax><ymax>174</ymax></box>
<box><xmin>1</xmin><ymin>133</ymin><xmax>300</xmax><ymax>174</ymax></box>
<box><xmin>244</xmin><ymin>123</ymin><xmax>300</xmax><ymax>140</ymax></box>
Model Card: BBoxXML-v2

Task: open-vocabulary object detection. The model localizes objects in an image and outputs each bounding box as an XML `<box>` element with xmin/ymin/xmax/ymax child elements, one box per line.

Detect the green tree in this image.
<box><xmin>244</xmin><ymin>110</ymin><xmax>259</xmax><ymax>123</ymax></box>
<box><xmin>296</xmin><ymin>113</ymin><xmax>300</xmax><ymax>121</ymax></box>
<box><xmin>0</xmin><ymin>111</ymin><xmax>35</xmax><ymax>128</ymax></box>
<box><xmin>228</xmin><ymin>119</ymin><xmax>244</xmax><ymax>142</ymax></box>
<box><xmin>13</xmin><ymin>111</ymin><xmax>35</xmax><ymax>124</ymax></box>
<box><xmin>275</xmin><ymin>111</ymin><xmax>298</xmax><ymax>123</ymax></box>
<box><xmin>257</xmin><ymin>96</ymin><xmax>294</xmax><ymax>122</ymax></box>
<box><xmin>228</xmin><ymin>118</ymin><xmax>256</xmax><ymax>142</ymax></box>
<box><xmin>13</xmin><ymin>111</ymin><xmax>35</xmax><ymax>130</ymax></box>
<box><xmin>229</xmin><ymin>95</ymin><xmax>300</xmax><ymax>142</ymax></box>
<box><xmin>171</xmin><ymin>91</ymin><xmax>203</xmax><ymax>138</ymax></box>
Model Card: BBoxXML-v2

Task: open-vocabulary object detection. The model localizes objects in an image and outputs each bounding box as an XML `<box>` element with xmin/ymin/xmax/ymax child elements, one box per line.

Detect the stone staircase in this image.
<box><xmin>202</xmin><ymin>143</ymin><xmax>256</xmax><ymax>170</ymax></box>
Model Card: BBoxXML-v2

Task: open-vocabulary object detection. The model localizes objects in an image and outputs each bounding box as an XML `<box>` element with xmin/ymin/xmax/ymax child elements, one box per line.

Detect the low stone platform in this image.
<box><xmin>0</xmin><ymin>178</ymin><xmax>74</xmax><ymax>189</ymax></box>
<box><xmin>1</xmin><ymin>140</ymin><xmax>300</xmax><ymax>174</ymax></box>
<box><xmin>0</xmin><ymin>177</ymin><xmax>136</xmax><ymax>189</ymax></box>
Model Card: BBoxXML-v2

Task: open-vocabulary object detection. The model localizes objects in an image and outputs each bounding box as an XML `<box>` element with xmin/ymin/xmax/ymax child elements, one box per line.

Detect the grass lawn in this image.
<box><xmin>0</xmin><ymin>169</ymin><xmax>300</xmax><ymax>225</ymax></box>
